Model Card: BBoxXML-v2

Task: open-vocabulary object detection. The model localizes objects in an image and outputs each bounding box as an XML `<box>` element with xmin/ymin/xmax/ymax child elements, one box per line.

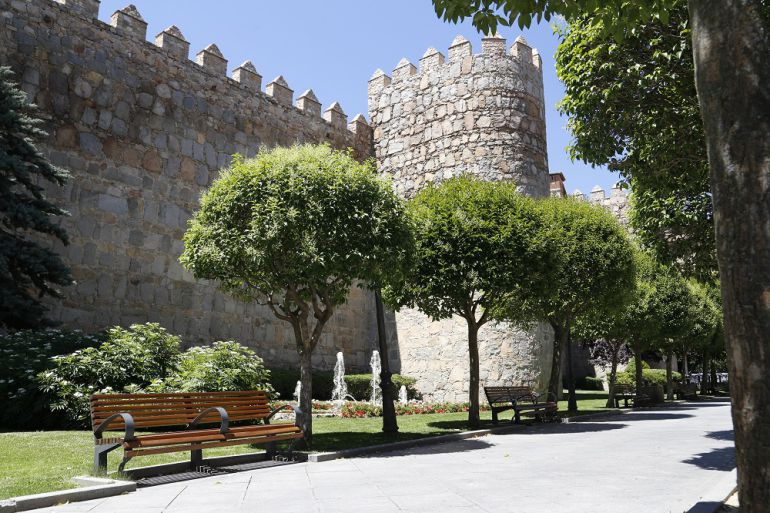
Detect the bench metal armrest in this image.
<box><xmin>94</xmin><ymin>412</ymin><xmax>135</xmax><ymax>441</ymax></box>
<box><xmin>189</xmin><ymin>407</ymin><xmax>229</xmax><ymax>434</ymax></box>
<box><xmin>264</xmin><ymin>404</ymin><xmax>294</xmax><ymax>425</ymax></box>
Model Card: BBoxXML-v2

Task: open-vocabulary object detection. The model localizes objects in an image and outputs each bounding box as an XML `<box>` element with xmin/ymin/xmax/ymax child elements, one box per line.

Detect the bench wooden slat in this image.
<box><xmin>483</xmin><ymin>385</ymin><xmax>557</xmax><ymax>425</ymax></box>
<box><xmin>90</xmin><ymin>390</ymin><xmax>302</xmax><ymax>472</ymax></box>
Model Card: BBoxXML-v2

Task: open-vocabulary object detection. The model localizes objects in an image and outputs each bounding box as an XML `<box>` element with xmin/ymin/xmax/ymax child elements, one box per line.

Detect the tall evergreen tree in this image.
<box><xmin>0</xmin><ymin>66</ymin><xmax>72</xmax><ymax>329</ymax></box>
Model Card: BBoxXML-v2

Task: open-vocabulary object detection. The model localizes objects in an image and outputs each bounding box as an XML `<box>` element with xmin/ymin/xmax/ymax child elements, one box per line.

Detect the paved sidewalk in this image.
<box><xmin>35</xmin><ymin>401</ymin><xmax>735</xmax><ymax>513</ymax></box>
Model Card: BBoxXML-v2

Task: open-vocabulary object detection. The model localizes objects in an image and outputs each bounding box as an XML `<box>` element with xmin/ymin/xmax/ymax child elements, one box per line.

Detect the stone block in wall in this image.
<box><xmin>58</xmin><ymin>0</ymin><xmax>100</xmax><ymax>19</ymax></box>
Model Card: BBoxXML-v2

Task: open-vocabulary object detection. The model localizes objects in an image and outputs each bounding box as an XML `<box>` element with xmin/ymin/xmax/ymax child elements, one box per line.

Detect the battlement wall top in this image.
<box><xmin>368</xmin><ymin>33</ymin><xmax>543</xmax><ymax>96</ymax></box>
<box><xmin>50</xmin><ymin>0</ymin><xmax>369</xmax><ymax>139</ymax></box>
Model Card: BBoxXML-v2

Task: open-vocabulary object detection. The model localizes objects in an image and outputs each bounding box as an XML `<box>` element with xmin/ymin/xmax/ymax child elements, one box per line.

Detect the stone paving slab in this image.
<box><xmin>33</xmin><ymin>402</ymin><xmax>735</xmax><ymax>513</ymax></box>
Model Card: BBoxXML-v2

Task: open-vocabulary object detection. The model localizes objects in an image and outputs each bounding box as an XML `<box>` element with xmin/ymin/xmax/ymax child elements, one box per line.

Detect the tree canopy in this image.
<box><xmin>181</xmin><ymin>144</ymin><xmax>413</xmax><ymax>441</ymax></box>
<box><xmin>555</xmin><ymin>3</ymin><xmax>715</xmax><ymax>278</ymax></box>
<box><xmin>0</xmin><ymin>66</ymin><xmax>72</xmax><ymax>329</ymax></box>
<box><xmin>384</xmin><ymin>175</ymin><xmax>554</xmax><ymax>427</ymax></box>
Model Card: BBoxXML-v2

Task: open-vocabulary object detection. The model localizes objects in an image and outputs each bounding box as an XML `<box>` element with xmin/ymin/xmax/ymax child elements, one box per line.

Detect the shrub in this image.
<box><xmin>340</xmin><ymin>401</ymin><xmax>487</xmax><ymax>418</ymax></box>
<box><xmin>615</xmin><ymin>369</ymin><xmax>682</xmax><ymax>388</ymax></box>
<box><xmin>343</xmin><ymin>374</ymin><xmax>420</xmax><ymax>401</ymax></box>
<box><xmin>0</xmin><ymin>329</ymin><xmax>105</xmax><ymax>429</ymax></box>
<box><xmin>269</xmin><ymin>369</ymin><xmax>334</xmax><ymax>400</ymax></box>
<box><xmin>579</xmin><ymin>376</ymin><xmax>605</xmax><ymax>390</ymax></box>
<box><xmin>624</xmin><ymin>357</ymin><xmax>651</xmax><ymax>373</ymax></box>
<box><xmin>37</xmin><ymin>323</ymin><xmax>181</xmax><ymax>425</ymax></box>
<box><xmin>152</xmin><ymin>341</ymin><xmax>274</xmax><ymax>396</ymax></box>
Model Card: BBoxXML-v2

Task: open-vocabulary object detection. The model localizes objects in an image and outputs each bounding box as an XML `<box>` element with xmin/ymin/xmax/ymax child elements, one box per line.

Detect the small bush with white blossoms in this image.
<box><xmin>148</xmin><ymin>341</ymin><xmax>274</xmax><ymax>396</ymax></box>
<box><xmin>0</xmin><ymin>329</ymin><xmax>105</xmax><ymax>429</ymax></box>
<box><xmin>37</xmin><ymin>323</ymin><xmax>182</xmax><ymax>425</ymax></box>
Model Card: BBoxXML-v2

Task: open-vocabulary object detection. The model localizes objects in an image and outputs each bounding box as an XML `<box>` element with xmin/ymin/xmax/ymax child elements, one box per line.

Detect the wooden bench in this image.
<box><xmin>484</xmin><ymin>386</ymin><xmax>558</xmax><ymax>424</ymax></box>
<box><xmin>90</xmin><ymin>390</ymin><xmax>302</xmax><ymax>473</ymax></box>
<box><xmin>675</xmin><ymin>382</ymin><xmax>699</xmax><ymax>400</ymax></box>
<box><xmin>613</xmin><ymin>383</ymin><xmax>651</xmax><ymax>407</ymax></box>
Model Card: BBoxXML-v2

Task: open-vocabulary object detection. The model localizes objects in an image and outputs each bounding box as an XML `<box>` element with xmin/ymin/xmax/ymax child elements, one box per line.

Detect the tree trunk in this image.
<box><xmin>689</xmin><ymin>2</ymin><xmax>770</xmax><ymax>508</ymax></box>
<box><xmin>606</xmin><ymin>344</ymin><xmax>620</xmax><ymax>408</ymax></box>
<box><xmin>565</xmin><ymin>323</ymin><xmax>578</xmax><ymax>411</ymax></box>
<box><xmin>710</xmin><ymin>359</ymin><xmax>718</xmax><ymax>389</ymax></box>
<box><xmin>683</xmin><ymin>352</ymin><xmax>689</xmax><ymax>381</ymax></box>
<box><xmin>466</xmin><ymin>319</ymin><xmax>481</xmax><ymax>429</ymax></box>
<box><xmin>632</xmin><ymin>343</ymin><xmax>644</xmax><ymax>401</ymax></box>
<box><xmin>297</xmin><ymin>346</ymin><xmax>313</xmax><ymax>447</ymax></box>
<box><xmin>701</xmin><ymin>349</ymin><xmax>711</xmax><ymax>395</ymax></box>
<box><xmin>547</xmin><ymin>321</ymin><xmax>567</xmax><ymax>400</ymax></box>
<box><xmin>666</xmin><ymin>352</ymin><xmax>674</xmax><ymax>401</ymax></box>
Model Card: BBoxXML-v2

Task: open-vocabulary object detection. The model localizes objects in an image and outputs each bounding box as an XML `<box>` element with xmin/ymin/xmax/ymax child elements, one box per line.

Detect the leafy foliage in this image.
<box><xmin>269</xmin><ymin>368</ymin><xmax>335</xmax><ymax>400</ymax></box>
<box><xmin>37</xmin><ymin>323</ymin><xmax>182</xmax><ymax>424</ymax></box>
<box><xmin>432</xmin><ymin>0</ymin><xmax>679</xmax><ymax>36</ymax></box>
<box><xmin>0</xmin><ymin>66</ymin><xmax>72</xmax><ymax>329</ymax></box>
<box><xmin>151</xmin><ymin>341</ymin><xmax>274</xmax><ymax>396</ymax></box>
<box><xmin>555</xmin><ymin>4</ymin><xmax>715</xmax><ymax>278</ymax></box>
<box><xmin>0</xmin><ymin>329</ymin><xmax>105</xmax><ymax>429</ymax></box>
<box><xmin>616</xmin><ymin>368</ymin><xmax>682</xmax><ymax>387</ymax></box>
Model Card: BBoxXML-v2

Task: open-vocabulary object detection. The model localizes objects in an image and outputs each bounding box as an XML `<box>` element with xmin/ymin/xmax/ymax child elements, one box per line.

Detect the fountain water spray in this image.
<box><xmin>370</xmin><ymin>350</ymin><xmax>382</xmax><ymax>405</ymax></box>
<box><xmin>331</xmin><ymin>352</ymin><xmax>352</xmax><ymax>414</ymax></box>
<box><xmin>293</xmin><ymin>380</ymin><xmax>301</xmax><ymax>404</ymax></box>
<box><xmin>398</xmin><ymin>385</ymin><xmax>408</xmax><ymax>404</ymax></box>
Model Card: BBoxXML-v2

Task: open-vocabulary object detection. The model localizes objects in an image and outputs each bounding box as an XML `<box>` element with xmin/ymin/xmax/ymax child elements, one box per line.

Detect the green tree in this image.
<box><xmin>384</xmin><ymin>176</ymin><xmax>554</xmax><ymax>429</ymax></box>
<box><xmin>432</xmin><ymin>2</ymin><xmax>770</xmax><ymax>507</ymax></box>
<box><xmin>554</xmin><ymin>5</ymin><xmax>715</xmax><ymax>278</ymax></box>
<box><xmin>0</xmin><ymin>66</ymin><xmax>72</xmax><ymax>329</ymax></box>
<box><xmin>180</xmin><ymin>145</ymin><xmax>413</xmax><ymax>443</ymax></box>
<box><xmin>519</xmin><ymin>198</ymin><xmax>636</xmax><ymax>411</ymax></box>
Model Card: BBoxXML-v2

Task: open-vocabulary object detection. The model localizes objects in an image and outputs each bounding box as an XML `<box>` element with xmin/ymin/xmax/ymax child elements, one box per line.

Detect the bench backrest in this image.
<box><xmin>484</xmin><ymin>386</ymin><xmax>536</xmax><ymax>404</ymax></box>
<box><xmin>614</xmin><ymin>383</ymin><xmax>634</xmax><ymax>394</ymax></box>
<box><xmin>90</xmin><ymin>390</ymin><xmax>270</xmax><ymax>432</ymax></box>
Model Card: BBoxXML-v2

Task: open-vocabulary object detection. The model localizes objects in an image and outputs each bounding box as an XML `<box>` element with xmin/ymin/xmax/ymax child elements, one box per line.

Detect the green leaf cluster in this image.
<box><xmin>384</xmin><ymin>175</ymin><xmax>553</xmax><ymax>324</ymax></box>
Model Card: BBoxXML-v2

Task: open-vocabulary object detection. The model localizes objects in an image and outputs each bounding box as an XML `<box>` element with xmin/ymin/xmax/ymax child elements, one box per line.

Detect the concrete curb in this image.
<box><xmin>685</xmin><ymin>468</ymin><xmax>738</xmax><ymax>513</ymax></box>
<box><xmin>0</xmin><ymin>477</ymin><xmax>135</xmax><ymax>512</ymax></box>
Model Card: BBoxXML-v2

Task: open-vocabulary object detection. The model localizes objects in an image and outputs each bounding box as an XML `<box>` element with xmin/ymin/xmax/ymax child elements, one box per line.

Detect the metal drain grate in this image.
<box><xmin>136</xmin><ymin>459</ymin><xmax>298</xmax><ymax>487</ymax></box>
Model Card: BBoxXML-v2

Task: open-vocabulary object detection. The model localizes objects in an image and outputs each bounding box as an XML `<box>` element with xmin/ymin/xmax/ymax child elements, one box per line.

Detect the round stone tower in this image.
<box><xmin>368</xmin><ymin>33</ymin><xmax>550</xmax><ymax>198</ymax></box>
<box><xmin>368</xmin><ymin>34</ymin><xmax>553</xmax><ymax>402</ymax></box>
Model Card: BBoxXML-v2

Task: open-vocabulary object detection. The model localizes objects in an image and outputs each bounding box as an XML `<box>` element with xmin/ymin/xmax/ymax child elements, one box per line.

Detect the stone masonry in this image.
<box><xmin>368</xmin><ymin>35</ymin><xmax>554</xmax><ymax>401</ymax></box>
<box><xmin>0</xmin><ymin>0</ymin><xmax>378</xmax><ymax>371</ymax></box>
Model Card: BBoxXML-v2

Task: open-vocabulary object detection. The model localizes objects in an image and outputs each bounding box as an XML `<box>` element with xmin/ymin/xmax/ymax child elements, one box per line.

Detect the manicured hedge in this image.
<box><xmin>269</xmin><ymin>369</ymin><xmax>335</xmax><ymax>400</ymax></box>
<box><xmin>344</xmin><ymin>374</ymin><xmax>420</xmax><ymax>401</ymax></box>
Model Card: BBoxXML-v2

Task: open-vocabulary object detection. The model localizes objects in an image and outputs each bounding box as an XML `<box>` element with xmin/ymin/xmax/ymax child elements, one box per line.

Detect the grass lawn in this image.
<box><xmin>0</xmin><ymin>390</ymin><xmax>612</xmax><ymax>500</ymax></box>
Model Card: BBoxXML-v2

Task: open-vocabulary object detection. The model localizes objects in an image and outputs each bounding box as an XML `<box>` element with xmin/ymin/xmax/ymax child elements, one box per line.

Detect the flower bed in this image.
<box><xmin>340</xmin><ymin>401</ymin><xmax>490</xmax><ymax>418</ymax></box>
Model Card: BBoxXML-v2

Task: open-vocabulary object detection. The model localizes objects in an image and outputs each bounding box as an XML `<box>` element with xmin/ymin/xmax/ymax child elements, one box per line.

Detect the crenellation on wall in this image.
<box><xmin>296</xmin><ymin>89</ymin><xmax>321</xmax><ymax>116</ymax></box>
<box><xmin>109</xmin><ymin>5</ymin><xmax>146</xmax><ymax>40</ymax></box>
<box><xmin>419</xmin><ymin>47</ymin><xmax>445</xmax><ymax>71</ymax></box>
<box><xmin>265</xmin><ymin>75</ymin><xmax>293</xmax><ymax>106</ymax></box>
<box><xmin>481</xmin><ymin>33</ymin><xmax>506</xmax><ymax>56</ymax></box>
<box><xmin>323</xmin><ymin>101</ymin><xmax>347</xmax><ymax>129</ymax></box>
<box><xmin>574</xmin><ymin>184</ymin><xmax>631</xmax><ymax>226</ymax></box>
<box><xmin>195</xmin><ymin>43</ymin><xmax>227</xmax><ymax>76</ymax></box>
<box><xmin>0</xmin><ymin>0</ymin><xmax>376</xmax><ymax>372</ymax></box>
<box><xmin>154</xmin><ymin>25</ymin><xmax>190</xmax><ymax>60</ymax></box>
<box><xmin>232</xmin><ymin>60</ymin><xmax>261</xmax><ymax>92</ymax></box>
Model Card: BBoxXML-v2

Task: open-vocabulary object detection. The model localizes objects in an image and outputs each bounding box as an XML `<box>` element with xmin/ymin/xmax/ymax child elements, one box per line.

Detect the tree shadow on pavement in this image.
<box><xmin>427</xmin><ymin>419</ymin><xmax>625</xmax><ymax>434</ymax></box>
<box><xmin>354</xmin><ymin>437</ymin><xmax>495</xmax><ymax>458</ymax></box>
<box><xmin>682</xmin><ymin>446</ymin><xmax>736</xmax><ymax>471</ymax></box>
<box><xmin>600</xmin><ymin>412</ymin><xmax>693</xmax><ymax>421</ymax></box>
<box><xmin>705</xmin><ymin>430</ymin><xmax>734</xmax><ymax>441</ymax></box>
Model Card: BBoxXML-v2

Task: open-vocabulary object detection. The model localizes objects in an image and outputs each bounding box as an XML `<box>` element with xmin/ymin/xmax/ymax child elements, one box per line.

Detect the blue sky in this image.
<box><xmin>98</xmin><ymin>0</ymin><xmax>617</xmax><ymax>195</ymax></box>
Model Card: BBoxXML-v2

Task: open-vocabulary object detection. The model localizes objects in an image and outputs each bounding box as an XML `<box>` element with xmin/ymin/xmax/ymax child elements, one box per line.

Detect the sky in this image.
<box><xmin>98</xmin><ymin>0</ymin><xmax>618</xmax><ymax>195</ymax></box>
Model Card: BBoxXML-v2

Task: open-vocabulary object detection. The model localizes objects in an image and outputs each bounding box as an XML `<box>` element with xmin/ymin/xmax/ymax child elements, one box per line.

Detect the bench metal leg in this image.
<box><xmin>514</xmin><ymin>410</ymin><xmax>521</xmax><ymax>424</ymax></box>
<box><xmin>117</xmin><ymin>455</ymin><xmax>132</xmax><ymax>473</ymax></box>
<box><xmin>191</xmin><ymin>448</ymin><xmax>203</xmax><ymax>469</ymax></box>
<box><xmin>265</xmin><ymin>442</ymin><xmax>277</xmax><ymax>460</ymax></box>
<box><xmin>93</xmin><ymin>443</ymin><xmax>120</xmax><ymax>474</ymax></box>
<box><xmin>492</xmin><ymin>410</ymin><xmax>499</xmax><ymax>425</ymax></box>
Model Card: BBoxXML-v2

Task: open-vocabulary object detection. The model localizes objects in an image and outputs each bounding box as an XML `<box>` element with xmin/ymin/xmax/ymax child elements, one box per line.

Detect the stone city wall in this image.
<box><xmin>369</xmin><ymin>34</ymin><xmax>554</xmax><ymax>402</ymax></box>
<box><xmin>0</xmin><ymin>0</ymin><xmax>378</xmax><ymax>371</ymax></box>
